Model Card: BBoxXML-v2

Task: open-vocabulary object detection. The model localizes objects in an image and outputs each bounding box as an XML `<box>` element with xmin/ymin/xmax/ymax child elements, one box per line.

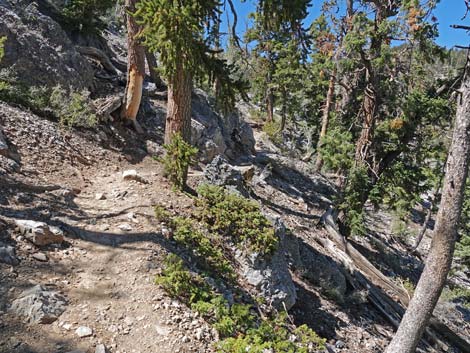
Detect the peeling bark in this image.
<box><xmin>122</xmin><ymin>0</ymin><xmax>145</xmax><ymax>133</ymax></box>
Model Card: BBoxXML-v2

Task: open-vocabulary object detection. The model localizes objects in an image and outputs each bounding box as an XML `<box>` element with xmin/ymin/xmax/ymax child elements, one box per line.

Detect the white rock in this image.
<box><xmin>122</xmin><ymin>170</ymin><xmax>148</xmax><ymax>184</ymax></box>
<box><xmin>95</xmin><ymin>193</ymin><xmax>106</xmax><ymax>200</ymax></box>
<box><xmin>75</xmin><ymin>326</ymin><xmax>93</xmax><ymax>338</ymax></box>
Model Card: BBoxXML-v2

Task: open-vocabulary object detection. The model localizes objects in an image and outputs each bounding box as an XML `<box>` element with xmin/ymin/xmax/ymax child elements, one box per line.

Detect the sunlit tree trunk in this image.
<box><xmin>315</xmin><ymin>66</ymin><xmax>337</xmax><ymax>170</ymax></box>
<box><xmin>164</xmin><ymin>62</ymin><xmax>192</xmax><ymax>145</ymax></box>
<box><xmin>385</xmin><ymin>56</ymin><xmax>470</xmax><ymax>353</ymax></box>
<box><xmin>122</xmin><ymin>0</ymin><xmax>145</xmax><ymax>133</ymax></box>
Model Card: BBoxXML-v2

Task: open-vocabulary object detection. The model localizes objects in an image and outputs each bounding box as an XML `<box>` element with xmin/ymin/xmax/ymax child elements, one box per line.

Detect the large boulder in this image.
<box><xmin>235</xmin><ymin>219</ymin><xmax>297</xmax><ymax>311</ymax></box>
<box><xmin>191</xmin><ymin>90</ymin><xmax>255</xmax><ymax>163</ymax></box>
<box><xmin>9</xmin><ymin>285</ymin><xmax>67</xmax><ymax>324</ymax></box>
<box><xmin>203</xmin><ymin>155</ymin><xmax>249</xmax><ymax>196</ymax></box>
<box><xmin>0</xmin><ymin>1</ymin><xmax>94</xmax><ymax>90</ymax></box>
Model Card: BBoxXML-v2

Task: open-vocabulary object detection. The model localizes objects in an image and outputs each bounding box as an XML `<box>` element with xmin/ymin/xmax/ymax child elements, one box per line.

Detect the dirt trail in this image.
<box><xmin>1</xmin><ymin>140</ymin><xmax>213</xmax><ymax>353</ymax></box>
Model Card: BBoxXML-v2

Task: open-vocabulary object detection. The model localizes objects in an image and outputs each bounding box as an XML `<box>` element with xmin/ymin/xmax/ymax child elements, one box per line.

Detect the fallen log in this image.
<box><xmin>318</xmin><ymin>208</ymin><xmax>470</xmax><ymax>353</ymax></box>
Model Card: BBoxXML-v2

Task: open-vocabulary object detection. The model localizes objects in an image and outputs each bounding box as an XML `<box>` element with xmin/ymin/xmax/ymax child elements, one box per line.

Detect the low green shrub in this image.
<box><xmin>154</xmin><ymin>205</ymin><xmax>172</xmax><ymax>224</ymax></box>
<box><xmin>162</xmin><ymin>134</ymin><xmax>198</xmax><ymax>190</ymax></box>
<box><xmin>217</xmin><ymin>312</ymin><xmax>326</xmax><ymax>353</ymax></box>
<box><xmin>196</xmin><ymin>184</ymin><xmax>278</xmax><ymax>255</ymax></box>
<box><xmin>50</xmin><ymin>85</ymin><xmax>97</xmax><ymax>128</ymax></box>
<box><xmin>156</xmin><ymin>254</ymin><xmax>326</xmax><ymax>352</ymax></box>
<box><xmin>441</xmin><ymin>286</ymin><xmax>470</xmax><ymax>309</ymax></box>
<box><xmin>0</xmin><ymin>78</ymin><xmax>96</xmax><ymax>128</ymax></box>
<box><xmin>262</xmin><ymin>120</ymin><xmax>282</xmax><ymax>145</ymax></box>
<box><xmin>171</xmin><ymin>216</ymin><xmax>234</xmax><ymax>279</ymax></box>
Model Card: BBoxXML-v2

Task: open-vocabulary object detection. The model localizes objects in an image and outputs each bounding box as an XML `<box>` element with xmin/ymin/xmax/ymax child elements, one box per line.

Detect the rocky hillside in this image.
<box><xmin>1</xmin><ymin>2</ymin><xmax>470</xmax><ymax>353</ymax></box>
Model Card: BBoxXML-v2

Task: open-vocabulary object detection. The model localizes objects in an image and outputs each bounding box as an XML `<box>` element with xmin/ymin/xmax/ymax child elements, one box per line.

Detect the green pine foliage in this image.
<box><xmin>61</xmin><ymin>0</ymin><xmax>115</xmax><ymax>32</ymax></box>
<box><xmin>0</xmin><ymin>36</ymin><xmax>5</xmax><ymax>61</ymax></box>
<box><xmin>195</xmin><ymin>184</ymin><xmax>278</xmax><ymax>255</ymax></box>
<box><xmin>161</xmin><ymin>134</ymin><xmax>198</xmax><ymax>190</ymax></box>
<box><xmin>135</xmin><ymin>0</ymin><xmax>246</xmax><ymax>111</ymax></box>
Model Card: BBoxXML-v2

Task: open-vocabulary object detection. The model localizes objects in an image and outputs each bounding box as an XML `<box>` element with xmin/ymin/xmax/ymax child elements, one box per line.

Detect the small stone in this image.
<box><xmin>118</xmin><ymin>223</ymin><xmax>133</xmax><ymax>232</ymax></box>
<box><xmin>335</xmin><ymin>340</ymin><xmax>346</xmax><ymax>349</ymax></box>
<box><xmin>195</xmin><ymin>328</ymin><xmax>204</xmax><ymax>340</ymax></box>
<box><xmin>75</xmin><ymin>326</ymin><xmax>93</xmax><ymax>338</ymax></box>
<box><xmin>122</xmin><ymin>170</ymin><xmax>148</xmax><ymax>184</ymax></box>
<box><xmin>95</xmin><ymin>193</ymin><xmax>106</xmax><ymax>200</ymax></box>
<box><xmin>181</xmin><ymin>335</ymin><xmax>190</xmax><ymax>343</ymax></box>
<box><xmin>32</xmin><ymin>252</ymin><xmax>48</xmax><ymax>262</ymax></box>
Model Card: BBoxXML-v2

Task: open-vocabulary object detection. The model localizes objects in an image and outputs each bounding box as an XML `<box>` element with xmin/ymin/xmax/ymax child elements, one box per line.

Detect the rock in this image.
<box><xmin>15</xmin><ymin>220</ymin><xmax>64</xmax><ymax>246</ymax></box>
<box><xmin>0</xmin><ymin>129</ymin><xmax>9</xmax><ymax>157</ymax></box>
<box><xmin>0</xmin><ymin>245</ymin><xmax>19</xmax><ymax>265</ymax></box>
<box><xmin>190</xmin><ymin>89</ymin><xmax>255</xmax><ymax>163</ymax></box>
<box><xmin>335</xmin><ymin>340</ymin><xmax>346</xmax><ymax>349</ymax></box>
<box><xmin>235</xmin><ymin>219</ymin><xmax>296</xmax><ymax>310</ymax></box>
<box><xmin>203</xmin><ymin>155</ymin><xmax>249</xmax><ymax>196</ymax></box>
<box><xmin>75</xmin><ymin>326</ymin><xmax>93</xmax><ymax>338</ymax></box>
<box><xmin>122</xmin><ymin>170</ymin><xmax>148</xmax><ymax>184</ymax></box>
<box><xmin>32</xmin><ymin>252</ymin><xmax>48</xmax><ymax>262</ymax></box>
<box><xmin>118</xmin><ymin>223</ymin><xmax>133</xmax><ymax>232</ymax></box>
<box><xmin>0</xmin><ymin>1</ymin><xmax>93</xmax><ymax>90</ymax></box>
<box><xmin>95</xmin><ymin>193</ymin><xmax>106</xmax><ymax>200</ymax></box>
<box><xmin>9</xmin><ymin>285</ymin><xmax>67</xmax><ymax>324</ymax></box>
<box><xmin>284</xmin><ymin>232</ymin><xmax>347</xmax><ymax>302</ymax></box>
<box><xmin>145</xmin><ymin>140</ymin><xmax>164</xmax><ymax>156</ymax></box>
<box><xmin>95</xmin><ymin>344</ymin><xmax>107</xmax><ymax>353</ymax></box>
<box><xmin>234</xmin><ymin>165</ymin><xmax>256</xmax><ymax>182</ymax></box>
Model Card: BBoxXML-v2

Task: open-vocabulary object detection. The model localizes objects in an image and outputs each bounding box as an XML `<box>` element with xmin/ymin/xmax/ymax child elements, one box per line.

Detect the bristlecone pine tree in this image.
<box><xmin>122</xmin><ymin>0</ymin><xmax>146</xmax><ymax>134</ymax></box>
<box><xmin>385</xmin><ymin>53</ymin><xmax>470</xmax><ymax>353</ymax></box>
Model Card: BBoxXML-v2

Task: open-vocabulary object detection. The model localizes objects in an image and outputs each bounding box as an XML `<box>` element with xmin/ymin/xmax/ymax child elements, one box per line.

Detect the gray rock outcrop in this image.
<box><xmin>191</xmin><ymin>90</ymin><xmax>255</xmax><ymax>163</ymax></box>
<box><xmin>0</xmin><ymin>1</ymin><xmax>93</xmax><ymax>90</ymax></box>
<box><xmin>203</xmin><ymin>155</ymin><xmax>249</xmax><ymax>196</ymax></box>
<box><xmin>235</xmin><ymin>219</ymin><xmax>297</xmax><ymax>310</ymax></box>
<box><xmin>9</xmin><ymin>285</ymin><xmax>67</xmax><ymax>324</ymax></box>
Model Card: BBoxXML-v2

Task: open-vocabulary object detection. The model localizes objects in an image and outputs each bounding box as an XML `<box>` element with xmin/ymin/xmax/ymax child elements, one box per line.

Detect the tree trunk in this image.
<box><xmin>145</xmin><ymin>49</ymin><xmax>165</xmax><ymax>89</ymax></box>
<box><xmin>315</xmin><ymin>66</ymin><xmax>337</xmax><ymax>170</ymax></box>
<box><xmin>266</xmin><ymin>89</ymin><xmax>274</xmax><ymax>123</ymax></box>
<box><xmin>122</xmin><ymin>0</ymin><xmax>145</xmax><ymax>133</ymax></box>
<box><xmin>164</xmin><ymin>62</ymin><xmax>192</xmax><ymax>145</ymax></box>
<box><xmin>385</xmin><ymin>57</ymin><xmax>470</xmax><ymax>353</ymax></box>
<box><xmin>280</xmin><ymin>90</ymin><xmax>287</xmax><ymax>131</ymax></box>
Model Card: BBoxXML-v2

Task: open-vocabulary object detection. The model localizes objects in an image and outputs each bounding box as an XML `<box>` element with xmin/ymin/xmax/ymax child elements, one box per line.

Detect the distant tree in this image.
<box><xmin>385</xmin><ymin>51</ymin><xmax>470</xmax><ymax>353</ymax></box>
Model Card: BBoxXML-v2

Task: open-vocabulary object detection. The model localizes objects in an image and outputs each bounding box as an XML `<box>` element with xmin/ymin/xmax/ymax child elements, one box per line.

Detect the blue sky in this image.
<box><xmin>221</xmin><ymin>0</ymin><xmax>470</xmax><ymax>49</ymax></box>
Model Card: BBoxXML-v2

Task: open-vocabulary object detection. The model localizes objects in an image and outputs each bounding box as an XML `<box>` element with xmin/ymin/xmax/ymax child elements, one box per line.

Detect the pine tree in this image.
<box><xmin>385</xmin><ymin>50</ymin><xmax>470</xmax><ymax>353</ymax></box>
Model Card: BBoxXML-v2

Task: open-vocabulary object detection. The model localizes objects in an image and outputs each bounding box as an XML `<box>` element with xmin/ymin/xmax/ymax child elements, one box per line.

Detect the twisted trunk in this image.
<box><xmin>122</xmin><ymin>0</ymin><xmax>145</xmax><ymax>132</ymax></box>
